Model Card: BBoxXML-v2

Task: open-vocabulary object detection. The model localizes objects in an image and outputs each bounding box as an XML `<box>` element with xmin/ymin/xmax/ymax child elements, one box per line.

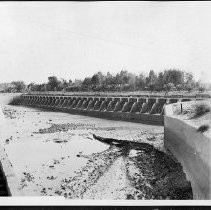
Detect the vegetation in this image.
<box><xmin>192</xmin><ymin>103</ymin><xmax>210</xmax><ymax>118</ymax></box>
<box><xmin>197</xmin><ymin>124</ymin><xmax>209</xmax><ymax>133</ymax></box>
<box><xmin>0</xmin><ymin>69</ymin><xmax>208</xmax><ymax>93</ymax></box>
<box><xmin>0</xmin><ymin>81</ymin><xmax>26</xmax><ymax>93</ymax></box>
<box><xmin>179</xmin><ymin>102</ymin><xmax>211</xmax><ymax>118</ymax></box>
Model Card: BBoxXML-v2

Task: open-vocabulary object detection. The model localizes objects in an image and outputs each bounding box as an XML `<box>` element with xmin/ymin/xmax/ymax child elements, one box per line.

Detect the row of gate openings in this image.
<box><xmin>19</xmin><ymin>95</ymin><xmax>202</xmax><ymax>115</ymax></box>
<box><xmin>19</xmin><ymin>95</ymin><xmax>199</xmax><ymax>115</ymax></box>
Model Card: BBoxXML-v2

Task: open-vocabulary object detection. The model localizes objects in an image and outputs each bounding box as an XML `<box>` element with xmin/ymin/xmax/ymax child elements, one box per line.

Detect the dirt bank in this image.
<box><xmin>171</xmin><ymin>100</ymin><xmax>211</xmax><ymax>137</ymax></box>
<box><xmin>1</xmin><ymin>104</ymin><xmax>192</xmax><ymax>199</ymax></box>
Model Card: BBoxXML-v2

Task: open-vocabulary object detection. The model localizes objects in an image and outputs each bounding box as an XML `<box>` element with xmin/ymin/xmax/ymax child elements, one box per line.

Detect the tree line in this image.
<box><xmin>0</xmin><ymin>69</ymin><xmax>207</xmax><ymax>93</ymax></box>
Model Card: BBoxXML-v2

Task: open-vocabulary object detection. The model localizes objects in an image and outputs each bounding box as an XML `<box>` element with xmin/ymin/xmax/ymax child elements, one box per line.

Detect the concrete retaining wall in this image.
<box><xmin>164</xmin><ymin>103</ymin><xmax>211</xmax><ymax>199</ymax></box>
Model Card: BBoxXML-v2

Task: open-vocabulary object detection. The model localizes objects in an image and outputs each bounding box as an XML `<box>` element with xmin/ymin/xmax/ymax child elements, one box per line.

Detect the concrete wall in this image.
<box><xmin>16</xmin><ymin>94</ymin><xmax>170</xmax><ymax>125</ymax></box>
<box><xmin>15</xmin><ymin>93</ymin><xmax>204</xmax><ymax>125</ymax></box>
<box><xmin>0</xmin><ymin>107</ymin><xmax>23</xmax><ymax>196</ymax></box>
<box><xmin>164</xmin><ymin>103</ymin><xmax>211</xmax><ymax>199</ymax></box>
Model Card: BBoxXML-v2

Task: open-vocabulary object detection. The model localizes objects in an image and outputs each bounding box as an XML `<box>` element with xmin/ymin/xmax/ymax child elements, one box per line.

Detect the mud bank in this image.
<box><xmin>1</xmin><ymin>105</ymin><xmax>192</xmax><ymax>199</ymax></box>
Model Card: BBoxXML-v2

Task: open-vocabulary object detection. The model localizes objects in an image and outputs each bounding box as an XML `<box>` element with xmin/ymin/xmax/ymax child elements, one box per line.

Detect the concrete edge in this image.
<box><xmin>164</xmin><ymin>102</ymin><xmax>211</xmax><ymax>199</ymax></box>
<box><xmin>0</xmin><ymin>145</ymin><xmax>24</xmax><ymax>196</ymax></box>
<box><xmin>0</xmin><ymin>107</ymin><xmax>24</xmax><ymax>196</ymax></box>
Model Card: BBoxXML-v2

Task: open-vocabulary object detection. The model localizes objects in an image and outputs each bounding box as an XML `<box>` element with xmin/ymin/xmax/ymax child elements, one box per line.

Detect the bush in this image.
<box><xmin>193</xmin><ymin>103</ymin><xmax>210</xmax><ymax>118</ymax></box>
<box><xmin>197</xmin><ymin>124</ymin><xmax>209</xmax><ymax>133</ymax></box>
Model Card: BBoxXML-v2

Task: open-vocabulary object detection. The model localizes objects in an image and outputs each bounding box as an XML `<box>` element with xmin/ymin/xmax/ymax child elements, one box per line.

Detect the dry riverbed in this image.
<box><xmin>1</xmin><ymin>105</ymin><xmax>192</xmax><ymax>199</ymax></box>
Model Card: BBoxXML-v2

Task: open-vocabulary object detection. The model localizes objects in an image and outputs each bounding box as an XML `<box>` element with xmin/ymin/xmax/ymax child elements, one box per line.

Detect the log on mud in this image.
<box><xmin>92</xmin><ymin>134</ymin><xmax>156</xmax><ymax>151</ymax></box>
<box><xmin>93</xmin><ymin>134</ymin><xmax>127</xmax><ymax>146</ymax></box>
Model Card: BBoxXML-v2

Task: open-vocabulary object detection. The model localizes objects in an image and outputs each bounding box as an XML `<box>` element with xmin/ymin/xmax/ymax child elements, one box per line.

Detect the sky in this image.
<box><xmin>0</xmin><ymin>1</ymin><xmax>211</xmax><ymax>84</ymax></box>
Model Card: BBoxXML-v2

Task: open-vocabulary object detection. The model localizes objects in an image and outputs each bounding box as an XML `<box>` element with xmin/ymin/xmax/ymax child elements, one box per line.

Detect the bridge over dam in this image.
<box><xmin>15</xmin><ymin>93</ymin><xmax>208</xmax><ymax>125</ymax></box>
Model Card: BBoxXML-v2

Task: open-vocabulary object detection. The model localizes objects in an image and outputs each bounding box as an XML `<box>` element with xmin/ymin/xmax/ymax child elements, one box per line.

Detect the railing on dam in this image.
<box><xmin>26</xmin><ymin>91</ymin><xmax>211</xmax><ymax>98</ymax></box>
<box><xmin>15</xmin><ymin>93</ymin><xmax>206</xmax><ymax>125</ymax></box>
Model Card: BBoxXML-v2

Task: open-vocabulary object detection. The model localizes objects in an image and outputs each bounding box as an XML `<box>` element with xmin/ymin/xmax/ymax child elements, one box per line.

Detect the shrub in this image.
<box><xmin>197</xmin><ymin>124</ymin><xmax>209</xmax><ymax>133</ymax></box>
<box><xmin>193</xmin><ymin>103</ymin><xmax>210</xmax><ymax>118</ymax></box>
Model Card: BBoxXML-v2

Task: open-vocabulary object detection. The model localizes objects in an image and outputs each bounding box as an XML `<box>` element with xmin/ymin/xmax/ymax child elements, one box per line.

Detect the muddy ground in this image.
<box><xmin>1</xmin><ymin>105</ymin><xmax>192</xmax><ymax>199</ymax></box>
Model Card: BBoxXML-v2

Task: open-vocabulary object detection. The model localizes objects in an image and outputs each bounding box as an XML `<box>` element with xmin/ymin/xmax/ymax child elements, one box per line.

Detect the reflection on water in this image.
<box><xmin>6</xmin><ymin>136</ymin><xmax>109</xmax><ymax>178</ymax></box>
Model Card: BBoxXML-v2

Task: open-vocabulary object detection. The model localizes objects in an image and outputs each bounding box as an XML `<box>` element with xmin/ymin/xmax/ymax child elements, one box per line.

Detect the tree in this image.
<box><xmin>164</xmin><ymin>83</ymin><xmax>176</xmax><ymax>92</ymax></box>
<box><xmin>28</xmin><ymin>83</ymin><xmax>34</xmax><ymax>92</ymax></box>
<box><xmin>91</xmin><ymin>75</ymin><xmax>100</xmax><ymax>86</ymax></box>
<box><xmin>115</xmin><ymin>70</ymin><xmax>127</xmax><ymax>85</ymax></box>
<box><xmin>41</xmin><ymin>84</ymin><xmax>48</xmax><ymax>91</ymax></box>
<box><xmin>24</xmin><ymin>68</ymin><xmax>202</xmax><ymax>93</ymax></box>
<box><xmin>82</xmin><ymin>77</ymin><xmax>91</xmax><ymax>86</ymax></box>
<box><xmin>185</xmin><ymin>72</ymin><xmax>194</xmax><ymax>84</ymax></box>
<box><xmin>146</xmin><ymin>70</ymin><xmax>157</xmax><ymax>91</ymax></box>
<box><xmin>195</xmin><ymin>81</ymin><xmax>206</xmax><ymax>92</ymax></box>
<box><xmin>91</xmin><ymin>72</ymin><xmax>104</xmax><ymax>86</ymax></box>
<box><xmin>198</xmin><ymin>85</ymin><xmax>205</xmax><ymax>92</ymax></box>
<box><xmin>104</xmin><ymin>72</ymin><xmax>114</xmax><ymax>85</ymax></box>
<box><xmin>155</xmin><ymin>72</ymin><xmax>164</xmax><ymax>91</ymax></box>
<box><xmin>162</xmin><ymin>69</ymin><xmax>185</xmax><ymax>87</ymax></box>
<box><xmin>68</xmin><ymin>79</ymin><xmax>73</xmax><ymax>85</ymax></box>
<box><xmin>47</xmin><ymin>76</ymin><xmax>60</xmax><ymax>91</ymax></box>
<box><xmin>11</xmin><ymin>81</ymin><xmax>26</xmax><ymax>92</ymax></box>
<box><xmin>82</xmin><ymin>77</ymin><xmax>92</xmax><ymax>91</ymax></box>
<box><xmin>59</xmin><ymin>78</ymin><xmax>68</xmax><ymax>91</ymax></box>
<box><xmin>176</xmin><ymin>84</ymin><xmax>183</xmax><ymax>91</ymax></box>
<box><xmin>184</xmin><ymin>72</ymin><xmax>195</xmax><ymax>91</ymax></box>
<box><xmin>127</xmin><ymin>73</ymin><xmax>136</xmax><ymax>90</ymax></box>
<box><xmin>135</xmin><ymin>73</ymin><xmax>146</xmax><ymax>91</ymax></box>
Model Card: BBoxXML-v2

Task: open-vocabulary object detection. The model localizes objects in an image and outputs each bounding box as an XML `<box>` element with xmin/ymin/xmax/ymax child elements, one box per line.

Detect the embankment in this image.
<box><xmin>0</xmin><ymin>107</ymin><xmax>23</xmax><ymax>196</ymax></box>
<box><xmin>164</xmin><ymin>102</ymin><xmax>211</xmax><ymax>199</ymax></box>
<box><xmin>0</xmin><ymin>93</ymin><xmax>22</xmax><ymax>106</ymax></box>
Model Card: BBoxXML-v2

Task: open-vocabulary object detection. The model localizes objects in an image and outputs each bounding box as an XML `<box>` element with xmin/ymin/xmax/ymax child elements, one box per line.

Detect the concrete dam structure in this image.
<box><xmin>16</xmin><ymin>93</ymin><xmax>199</xmax><ymax>125</ymax></box>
